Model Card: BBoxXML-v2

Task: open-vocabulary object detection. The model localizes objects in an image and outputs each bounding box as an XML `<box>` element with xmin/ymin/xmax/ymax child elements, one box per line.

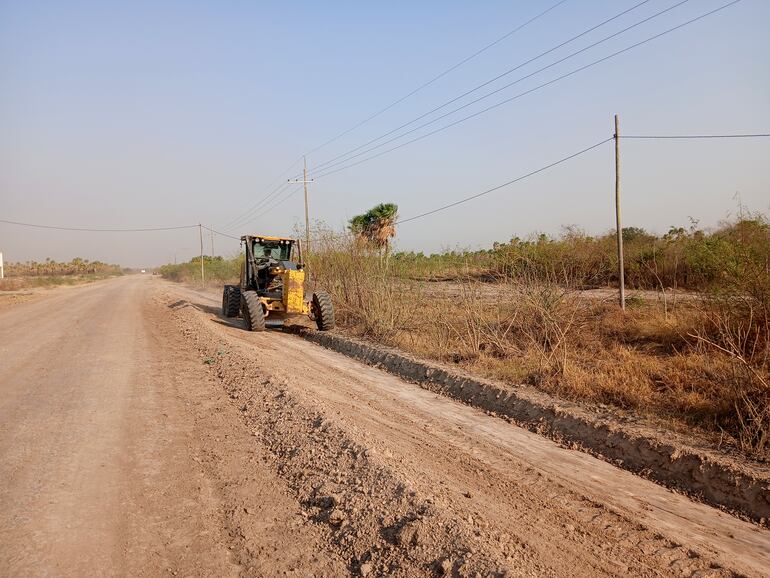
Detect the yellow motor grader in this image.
<box><xmin>221</xmin><ymin>235</ymin><xmax>334</xmax><ymax>332</ymax></box>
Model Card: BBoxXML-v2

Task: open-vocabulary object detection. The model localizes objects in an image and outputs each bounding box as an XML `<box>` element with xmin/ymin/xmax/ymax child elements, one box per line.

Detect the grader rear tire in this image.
<box><xmin>312</xmin><ymin>291</ymin><xmax>335</xmax><ymax>331</ymax></box>
<box><xmin>222</xmin><ymin>285</ymin><xmax>241</xmax><ymax>318</ymax></box>
<box><xmin>241</xmin><ymin>290</ymin><xmax>266</xmax><ymax>332</ymax></box>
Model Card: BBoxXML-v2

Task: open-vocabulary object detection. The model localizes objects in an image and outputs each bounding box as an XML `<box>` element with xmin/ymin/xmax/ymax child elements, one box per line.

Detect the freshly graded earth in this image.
<box><xmin>0</xmin><ymin>275</ymin><xmax>768</xmax><ymax>577</ymax></box>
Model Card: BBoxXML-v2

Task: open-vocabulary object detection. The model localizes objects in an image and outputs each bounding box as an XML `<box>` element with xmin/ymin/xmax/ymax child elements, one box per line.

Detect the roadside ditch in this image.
<box><xmin>294</xmin><ymin>327</ymin><xmax>770</xmax><ymax>524</ymax></box>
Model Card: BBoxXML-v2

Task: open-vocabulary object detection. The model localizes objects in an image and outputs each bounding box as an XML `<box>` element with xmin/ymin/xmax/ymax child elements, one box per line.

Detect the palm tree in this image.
<box><xmin>348</xmin><ymin>203</ymin><xmax>399</xmax><ymax>258</ymax></box>
<box><xmin>349</xmin><ymin>214</ymin><xmax>369</xmax><ymax>246</ymax></box>
<box><xmin>368</xmin><ymin>203</ymin><xmax>398</xmax><ymax>255</ymax></box>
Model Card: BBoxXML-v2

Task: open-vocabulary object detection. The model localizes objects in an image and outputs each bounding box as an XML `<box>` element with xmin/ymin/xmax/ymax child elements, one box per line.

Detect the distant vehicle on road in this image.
<box><xmin>140</xmin><ymin>269</ymin><xmax>146</xmax><ymax>274</ymax></box>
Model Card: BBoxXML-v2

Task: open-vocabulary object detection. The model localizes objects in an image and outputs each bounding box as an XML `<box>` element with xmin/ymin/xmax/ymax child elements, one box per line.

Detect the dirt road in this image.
<box><xmin>0</xmin><ymin>276</ymin><xmax>346</xmax><ymax>576</ymax></box>
<box><xmin>1</xmin><ymin>275</ymin><xmax>768</xmax><ymax>577</ymax></box>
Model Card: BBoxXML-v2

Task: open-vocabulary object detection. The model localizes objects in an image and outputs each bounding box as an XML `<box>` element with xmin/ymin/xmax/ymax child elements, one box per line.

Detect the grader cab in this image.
<box><xmin>221</xmin><ymin>235</ymin><xmax>335</xmax><ymax>332</ymax></box>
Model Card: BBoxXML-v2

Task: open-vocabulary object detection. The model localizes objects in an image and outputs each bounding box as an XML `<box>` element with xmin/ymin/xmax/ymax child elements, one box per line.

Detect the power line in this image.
<box><xmin>229</xmin><ymin>0</ymin><xmax>746</xmax><ymax>222</ymax></box>
<box><xmin>311</xmin><ymin>0</ymin><xmax>655</xmax><ymax>174</ymax></box>
<box><xmin>303</xmin><ymin>0</ymin><xmax>570</xmax><ymax>158</ymax></box>
<box><xmin>219</xmin><ymin>185</ymin><xmax>305</xmax><ymax>235</ymax></box>
<box><xmin>219</xmin><ymin>157</ymin><xmax>303</xmax><ymax>231</ymax></box>
<box><xmin>222</xmin><ymin>179</ymin><xmax>294</xmax><ymax>233</ymax></box>
<box><xmin>202</xmin><ymin>225</ymin><xmax>241</xmax><ymax>241</ymax></box>
<box><xmin>251</xmin><ymin>185</ymin><xmax>304</xmax><ymax>220</ymax></box>
<box><xmin>622</xmin><ymin>133</ymin><xmax>770</xmax><ymax>139</ymax></box>
<box><xmin>396</xmin><ymin>137</ymin><xmax>613</xmax><ymax>225</ymax></box>
<box><xmin>219</xmin><ymin>2</ymin><xmax>570</xmax><ymax>231</ymax></box>
<box><xmin>0</xmin><ymin>219</ymin><xmax>198</xmax><ymax>232</ymax></box>
<box><xmin>312</xmin><ymin>0</ymin><xmax>693</xmax><ymax>176</ymax></box>
<box><xmin>312</xmin><ymin>0</ymin><xmax>742</xmax><ymax>181</ymax></box>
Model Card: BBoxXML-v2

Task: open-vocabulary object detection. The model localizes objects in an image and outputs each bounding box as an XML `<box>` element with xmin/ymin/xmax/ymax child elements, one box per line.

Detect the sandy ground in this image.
<box><xmin>406</xmin><ymin>278</ymin><xmax>700</xmax><ymax>305</ymax></box>
<box><xmin>1</xmin><ymin>275</ymin><xmax>768</xmax><ymax>577</ymax></box>
<box><xmin>0</xmin><ymin>276</ymin><xmax>119</xmax><ymax>313</ymax></box>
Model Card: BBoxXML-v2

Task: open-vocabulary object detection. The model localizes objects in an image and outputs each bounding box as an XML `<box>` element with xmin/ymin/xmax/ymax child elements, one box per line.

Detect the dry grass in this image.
<box><xmin>310</xmin><ymin>231</ymin><xmax>770</xmax><ymax>460</ymax></box>
<box><xmin>0</xmin><ymin>273</ymin><xmax>122</xmax><ymax>291</ymax></box>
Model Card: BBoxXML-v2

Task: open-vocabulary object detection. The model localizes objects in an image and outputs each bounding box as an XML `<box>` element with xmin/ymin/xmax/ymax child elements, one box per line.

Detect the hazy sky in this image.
<box><xmin>1</xmin><ymin>0</ymin><xmax>768</xmax><ymax>266</ymax></box>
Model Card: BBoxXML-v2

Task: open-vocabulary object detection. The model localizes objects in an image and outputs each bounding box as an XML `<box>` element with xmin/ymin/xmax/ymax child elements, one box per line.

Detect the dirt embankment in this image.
<box><xmin>296</xmin><ymin>328</ymin><xmax>770</xmax><ymax>524</ymax></box>
<box><xmin>163</xmin><ymin>281</ymin><xmax>770</xmax><ymax>577</ymax></box>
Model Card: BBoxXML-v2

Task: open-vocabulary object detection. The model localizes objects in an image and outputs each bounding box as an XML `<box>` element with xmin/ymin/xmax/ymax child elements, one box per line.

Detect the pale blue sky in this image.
<box><xmin>1</xmin><ymin>0</ymin><xmax>768</xmax><ymax>266</ymax></box>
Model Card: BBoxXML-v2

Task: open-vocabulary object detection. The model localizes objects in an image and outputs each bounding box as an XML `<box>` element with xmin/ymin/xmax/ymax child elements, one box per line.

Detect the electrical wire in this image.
<box><xmin>303</xmin><ymin>0</ymin><xmax>570</xmax><ymax>157</ymax></box>
<box><xmin>312</xmin><ymin>0</ymin><xmax>693</xmax><ymax>176</ymax></box>
<box><xmin>250</xmin><ymin>185</ymin><xmax>304</xmax><ymax>221</ymax></box>
<box><xmin>222</xmin><ymin>179</ymin><xmax>294</xmax><ymax>233</ymax></box>
<box><xmin>0</xmin><ymin>219</ymin><xmax>198</xmax><ymax>232</ymax></box>
<box><xmin>218</xmin><ymin>3</ymin><xmax>571</xmax><ymax>231</ymax></box>
<box><xmin>395</xmin><ymin>137</ymin><xmax>613</xmax><ymax>225</ymax></box>
<box><xmin>202</xmin><ymin>225</ymin><xmax>242</xmax><ymax>241</ymax></box>
<box><xmin>229</xmin><ymin>0</ymin><xmax>746</xmax><ymax>222</ymax></box>
<box><xmin>219</xmin><ymin>157</ymin><xmax>303</xmax><ymax>231</ymax></box>
<box><xmin>622</xmin><ymin>133</ymin><xmax>770</xmax><ymax>139</ymax></box>
<box><xmin>221</xmin><ymin>184</ymin><xmax>304</xmax><ymax>234</ymax></box>
<box><xmin>312</xmin><ymin>0</ymin><xmax>742</xmax><ymax>181</ymax></box>
<box><xmin>311</xmin><ymin>0</ymin><xmax>655</xmax><ymax>174</ymax></box>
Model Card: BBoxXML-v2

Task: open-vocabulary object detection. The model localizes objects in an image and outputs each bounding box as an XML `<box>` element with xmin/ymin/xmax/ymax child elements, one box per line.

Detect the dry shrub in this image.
<box><xmin>0</xmin><ymin>278</ymin><xmax>26</xmax><ymax>291</ymax></box>
<box><xmin>598</xmin><ymin>303</ymin><xmax>694</xmax><ymax>354</ymax></box>
<box><xmin>309</xmin><ymin>230</ymin><xmax>416</xmax><ymax>341</ymax></box>
<box><xmin>515</xmin><ymin>282</ymin><xmax>583</xmax><ymax>377</ymax></box>
<box><xmin>689</xmin><ymin>292</ymin><xmax>770</xmax><ymax>456</ymax></box>
<box><xmin>311</xmin><ymin>229</ymin><xmax>770</xmax><ymax>459</ymax></box>
<box><xmin>681</xmin><ymin>234</ymin><xmax>770</xmax><ymax>456</ymax></box>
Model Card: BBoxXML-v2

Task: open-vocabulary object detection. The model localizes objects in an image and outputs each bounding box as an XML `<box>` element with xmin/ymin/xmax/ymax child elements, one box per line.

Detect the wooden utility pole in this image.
<box><xmin>289</xmin><ymin>156</ymin><xmax>314</xmax><ymax>261</ymax></box>
<box><xmin>199</xmin><ymin>223</ymin><xmax>205</xmax><ymax>289</ymax></box>
<box><xmin>614</xmin><ymin>114</ymin><xmax>625</xmax><ymax>311</ymax></box>
<box><xmin>210</xmin><ymin>226</ymin><xmax>215</xmax><ymax>259</ymax></box>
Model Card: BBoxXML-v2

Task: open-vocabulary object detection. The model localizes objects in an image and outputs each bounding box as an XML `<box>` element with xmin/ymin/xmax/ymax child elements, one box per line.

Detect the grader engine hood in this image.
<box><xmin>283</xmin><ymin>268</ymin><xmax>306</xmax><ymax>313</ymax></box>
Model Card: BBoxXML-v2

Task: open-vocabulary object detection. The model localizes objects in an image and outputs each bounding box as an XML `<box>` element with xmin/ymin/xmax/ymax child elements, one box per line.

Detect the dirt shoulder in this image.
<box><xmin>298</xmin><ymin>327</ymin><xmax>770</xmax><ymax>522</ymax></box>
<box><xmin>179</xmin><ymin>281</ymin><xmax>770</xmax><ymax>520</ymax></box>
<box><xmin>144</xmin><ymin>285</ymin><xmax>348</xmax><ymax>576</ymax></box>
<box><xmin>162</xmin><ymin>280</ymin><xmax>770</xmax><ymax>577</ymax></box>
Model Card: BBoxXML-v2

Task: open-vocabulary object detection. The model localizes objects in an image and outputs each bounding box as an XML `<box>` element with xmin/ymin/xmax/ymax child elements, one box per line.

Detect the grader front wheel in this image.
<box><xmin>241</xmin><ymin>290</ymin><xmax>266</xmax><ymax>332</ymax></box>
<box><xmin>311</xmin><ymin>291</ymin><xmax>335</xmax><ymax>331</ymax></box>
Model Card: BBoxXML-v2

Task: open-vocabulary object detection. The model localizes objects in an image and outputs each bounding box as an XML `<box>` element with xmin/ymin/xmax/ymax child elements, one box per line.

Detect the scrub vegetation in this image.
<box><xmin>309</xmin><ymin>213</ymin><xmax>770</xmax><ymax>459</ymax></box>
<box><xmin>158</xmin><ymin>255</ymin><xmax>242</xmax><ymax>283</ymax></box>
